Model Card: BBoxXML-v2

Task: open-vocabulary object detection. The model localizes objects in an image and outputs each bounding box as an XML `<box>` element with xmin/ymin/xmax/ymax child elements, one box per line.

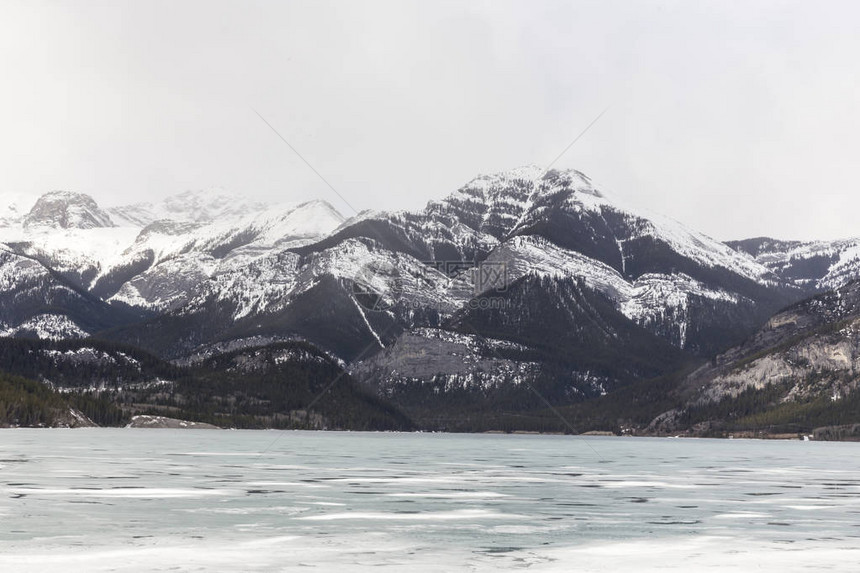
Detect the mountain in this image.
<box><xmin>0</xmin><ymin>190</ymin><xmax>344</xmax><ymax>338</ymax></box>
<box><xmin>3</xmin><ymin>168</ymin><xmax>860</xmax><ymax>433</ymax></box>
<box><xmin>727</xmin><ymin>236</ymin><xmax>860</xmax><ymax>292</ymax></box>
<box><xmin>353</xmin><ymin>276</ymin><xmax>689</xmax><ymax>430</ymax></box>
<box><xmin>647</xmin><ymin>279</ymin><xmax>860</xmax><ymax>437</ymax></box>
<box><xmin>0</xmin><ymin>248</ymin><xmax>147</xmax><ymax>340</ymax></box>
<box><xmin>97</xmin><ymin>199</ymin><xmax>345</xmax><ymax>310</ymax></box>
<box><xmin>0</xmin><ymin>337</ymin><xmax>412</xmax><ymax>430</ymax></box>
<box><xmin>89</xmin><ymin>166</ymin><xmax>794</xmax><ymax>381</ymax></box>
<box><xmin>285</xmin><ymin>167</ymin><xmax>798</xmax><ymax>368</ymax></box>
<box><xmin>23</xmin><ymin>191</ymin><xmax>115</xmax><ymax>229</ymax></box>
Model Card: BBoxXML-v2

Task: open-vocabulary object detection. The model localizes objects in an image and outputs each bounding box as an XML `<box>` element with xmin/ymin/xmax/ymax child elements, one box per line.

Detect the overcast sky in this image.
<box><xmin>1</xmin><ymin>0</ymin><xmax>858</xmax><ymax>241</ymax></box>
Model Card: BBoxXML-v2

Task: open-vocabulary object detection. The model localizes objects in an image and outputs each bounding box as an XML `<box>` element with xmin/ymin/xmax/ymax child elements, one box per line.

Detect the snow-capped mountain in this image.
<box><xmin>23</xmin><ymin>191</ymin><xmax>115</xmax><ymax>229</ymax></box>
<box><xmin>6</xmin><ymin>166</ymin><xmax>860</xmax><ymax>432</ymax></box>
<box><xmin>286</xmin><ymin>166</ymin><xmax>795</xmax><ymax>358</ymax></box>
<box><xmin>0</xmin><ymin>248</ymin><xmax>144</xmax><ymax>339</ymax></box>
<box><xmin>1</xmin><ymin>166</ymin><xmax>855</xmax><ymax>406</ymax></box>
<box><xmin>438</xmin><ymin>167</ymin><xmax>773</xmax><ymax>284</ymax></box>
<box><xmin>80</xmin><ymin>167</ymin><xmax>816</xmax><ymax>418</ymax></box>
<box><xmin>0</xmin><ymin>189</ymin><xmax>345</xmax><ymax>338</ymax></box>
<box><xmin>727</xmin><ymin>236</ymin><xmax>860</xmax><ymax>292</ymax></box>
<box><xmin>98</xmin><ymin>199</ymin><xmax>345</xmax><ymax>311</ymax></box>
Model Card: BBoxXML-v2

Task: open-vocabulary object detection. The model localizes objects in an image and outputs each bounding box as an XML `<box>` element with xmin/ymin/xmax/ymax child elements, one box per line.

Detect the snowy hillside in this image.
<box><xmin>727</xmin><ymin>236</ymin><xmax>860</xmax><ymax>291</ymax></box>
<box><xmin>0</xmin><ymin>188</ymin><xmax>344</xmax><ymax>336</ymax></box>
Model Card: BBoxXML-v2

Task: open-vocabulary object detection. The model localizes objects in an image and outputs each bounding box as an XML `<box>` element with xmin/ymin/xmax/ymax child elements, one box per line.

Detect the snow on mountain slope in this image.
<box><xmin>0</xmin><ymin>191</ymin><xmax>139</xmax><ymax>281</ymax></box>
<box><xmin>23</xmin><ymin>191</ymin><xmax>115</xmax><ymax>229</ymax></box>
<box><xmin>821</xmin><ymin>243</ymin><xmax>860</xmax><ymax>290</ymax></box>
<box><xmin>484</xmin><ymin>234</ymin><xmax>631</xmax><ymax>299</ymax></box>
<box><xmin>106</xmin><ymin>236</ymin><xmax>476</xmax><ymax>360</ymax></box>
<box><xmin>108</xmin><ymin>252</ymin><xmax>219</xmax><ymax>311</ymax></box>
<box><xmin>617</xmin><ymin>206</ymin><xmax>776</xmax><ymax>285</ymax></box>
<box><xmin>437</xmin><ymin>166</ymin><xmax>774</xmax><ymax>285</ymax></box>
<box><xmin>108</xmin><ymin>189</ymin><xmax>272</xmax><ymax>226</ymax></box>
<box><xmin>297</xmin><ymin>206</ymin><xmax>499</xmax><ymax>266</ymax></box>
<box><xmin>0</xmin><ymin>314</ymin><xmax>88</xmax><ymax>340</ymax></box>
<box><xmin>620</xmin><ymin>273</ymin><xmax>743</xmax><ymax>349</ymax></box>
<box><xmin>0</xmin><ymin>249</ymin><xmax>127</xmax><ymax>338</ymax></box>
<box><xmin>727</xmin><ymin>236</ymin><xmax>860</xmax><ymax>292</ymax></box>
<box><xmin>295</xmin><ymin>238</ymin><xmax>471</xmax><ymax>314</ymax></box>
<box><xmin>118</xmin><ymin>199</ymin><xmax>343</xmax><ymax>266</ymax></box>
<box><xmin>284</xmin><ymin>166</ymin><xmax>782</xmax><ymax>355</ymax></box>
<box><xmin>181</xmin><ymin>236</ymin><xmax>471</xmax><ymax>322</ymax></box>
<box><xmin>0</xmin><ymin>186</ymin><xmax>345</xmax><ymax>313</ymax></box>
<box><xmin>103</xmin><ymin>200</ymin><xmax>345</xmax><ymax>311</ymax></box>
<box><xmin>0</xmin><ymin>225</ymin><xmax>141</xmax><ymax>280</ymax></box>
<box><xmin>434</xmin><ymin>165</ymin><xmax>555</xmax><ymax>239</ymax></box>
<box><xmin>0</xmin><ymin>248</ymin><xmax>55</xmax><ymax>292</ymax></box>
<box><xmin>484</xmin><ymin>234</ymin><xmax>746</xmax><ymax>349</ymax></box>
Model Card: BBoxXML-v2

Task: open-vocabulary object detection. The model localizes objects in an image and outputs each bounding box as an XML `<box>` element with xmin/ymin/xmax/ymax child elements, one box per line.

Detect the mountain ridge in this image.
<box><xmin>2</xmin><ymin>168</ymin><xmax>860</xmax><ymax>434</ymax></box>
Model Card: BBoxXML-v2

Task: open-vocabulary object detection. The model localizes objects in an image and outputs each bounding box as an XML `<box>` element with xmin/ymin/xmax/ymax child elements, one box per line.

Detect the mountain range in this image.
<box><xmin>2</xmin><ymin>167</ymin><xmax>859</xmax><ymax>436</ymax></box>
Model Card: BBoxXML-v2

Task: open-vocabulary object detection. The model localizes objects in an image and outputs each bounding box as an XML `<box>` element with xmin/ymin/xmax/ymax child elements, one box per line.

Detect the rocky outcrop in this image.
<box><xmin>23</xmin><ymin>191</ymin><xmax>115</xmax><ymax>229</ymax></box>
<box><xmin>649</xmin><ymin>280</ymin><xmax>860</xmax><ymax>435</ymax></box>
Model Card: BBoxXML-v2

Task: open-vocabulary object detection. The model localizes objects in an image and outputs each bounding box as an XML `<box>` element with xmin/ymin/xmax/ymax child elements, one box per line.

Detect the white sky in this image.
<box><xmin>1</xmin><ymin>0</ymin><xmax>858</xmax><ymax>241</ymax></box>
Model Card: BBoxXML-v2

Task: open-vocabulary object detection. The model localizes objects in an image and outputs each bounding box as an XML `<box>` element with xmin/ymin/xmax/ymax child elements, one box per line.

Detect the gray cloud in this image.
<box><xmin>1</xmin><ymin>0</ymin><xmax>858</xmax><ymax>240</ymax></box>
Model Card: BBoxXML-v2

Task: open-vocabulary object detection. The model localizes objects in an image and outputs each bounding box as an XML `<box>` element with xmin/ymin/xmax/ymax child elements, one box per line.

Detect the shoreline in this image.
<box><xmin>3</xmin><ymin>424</ymin><xmax>860</xmax><ymax>442</ymax></box>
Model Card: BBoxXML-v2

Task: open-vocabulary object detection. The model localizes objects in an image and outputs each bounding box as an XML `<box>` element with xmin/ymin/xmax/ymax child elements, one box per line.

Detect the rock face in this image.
<box><xmin>651</xmin><ymin>280</ymin><xmax>860</xmax><ymax>434</ymax></box>
<box><xmin>682</xmin><ymin>280</ymin><xmax>860</xmax><ymax>401</ymax></box>
<box><xmin>23</xmin><ymin>191</ymin><xmax>115</xmax><ymax>229</ymax></box>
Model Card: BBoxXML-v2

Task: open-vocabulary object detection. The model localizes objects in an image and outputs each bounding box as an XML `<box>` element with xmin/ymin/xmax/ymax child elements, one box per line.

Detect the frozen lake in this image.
<box><xmin>1</xmin><ymin>429</ymin><xmax>859</xmax><ymax>572</ymax></box>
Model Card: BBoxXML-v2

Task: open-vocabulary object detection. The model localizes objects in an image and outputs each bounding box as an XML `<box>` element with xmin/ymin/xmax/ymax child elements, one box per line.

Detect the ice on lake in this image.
<box><xmin>1</xmin><ymin>430</ymin><xmax>859</xmax><ymax>572</ymax></box>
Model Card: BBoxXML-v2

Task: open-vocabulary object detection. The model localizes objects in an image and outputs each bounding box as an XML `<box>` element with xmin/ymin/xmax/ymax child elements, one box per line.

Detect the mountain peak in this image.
<box><xmin>541</xmin><ymin>168</ymin><xmax>601</xmax><ymax>198</ymax></box>
<box><xmin>422</xmin><ymin>166</ymin><xmax>604</xmax><ymax>240</ymax></box>
<box><xmin>23</xmin><ymin>191</ymin><xmax>115</xmax><ymax>229</ymax></box>
<box><xmin>456</xmin><ymin>166</ymin><xmax>602</xmax><ymax>202</ymax></box>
